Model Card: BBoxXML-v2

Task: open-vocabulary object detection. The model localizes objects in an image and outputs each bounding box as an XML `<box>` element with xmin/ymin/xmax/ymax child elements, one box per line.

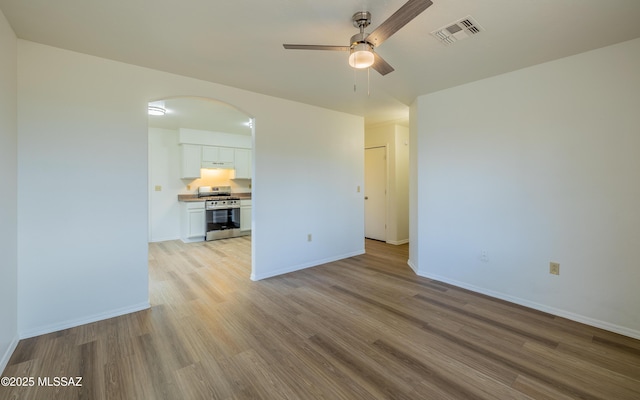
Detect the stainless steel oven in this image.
<box><xmin>205</xmin><ymin>199</ymin><xmax>241</xmax><ymax>241</ymax></box>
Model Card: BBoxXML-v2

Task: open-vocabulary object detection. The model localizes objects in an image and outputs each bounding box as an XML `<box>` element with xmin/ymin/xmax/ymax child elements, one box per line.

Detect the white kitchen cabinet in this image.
<box><xmin>240</xmin><ymin>199</ymin><xmax>252</xmax><ymax>232</ymax></box>
<box><xmin>181</xmin><ymin>144</ymin><xmax>202</xmax><ymax>179</ymax></box>
<box><xmin>180</xmin><ymin>201</ymin><xmax>205</xmax><ymax>242</ymax></box>
<box><xmin>202</xmin><ymin>146</ymin><xmax>235</xmax><ymax>168</ymax></box>
<box><xmin>233</xmin><ymin>148</ymin><xmax>252</xmax><ymax>179</ymax></box>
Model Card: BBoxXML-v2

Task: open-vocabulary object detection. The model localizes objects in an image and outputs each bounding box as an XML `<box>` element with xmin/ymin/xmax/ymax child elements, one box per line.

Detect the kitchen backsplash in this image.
<box><xmin>184</xmin><ymin>168</ymin><xmax>251</xmax><ymax>194</ymax></box>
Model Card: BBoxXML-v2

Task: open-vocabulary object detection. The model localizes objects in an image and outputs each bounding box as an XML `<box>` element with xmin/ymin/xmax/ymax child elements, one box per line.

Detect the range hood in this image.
<box><xmin>201</xmin><ymin>160</ymin><xmax>234</xmax><ymax>169</ymax></box>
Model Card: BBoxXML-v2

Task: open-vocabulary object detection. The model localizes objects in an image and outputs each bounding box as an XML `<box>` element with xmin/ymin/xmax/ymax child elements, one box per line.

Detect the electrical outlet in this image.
<box><xmin>307</xmin><ymin>234</ymin><xmax>312</xmax><ymax>242</ymax></box>
<box><xmin>479</xmin><ymin>251</ymin><xmax>489</xmax><ymax>263</ymax></box>
<box><xmin>550</xmin><ymin>262</ymin><xmax>560</xmax><ymax>275</ymax></box>
<box><xmin>154</xmin><ymin>185</ymin><xmax>162</xmax><ymax>191</ymax></box>
<box><xmin>357</xmin><ymin>186</ymin><xmax>361</xmax><ymax>193</ymax></box>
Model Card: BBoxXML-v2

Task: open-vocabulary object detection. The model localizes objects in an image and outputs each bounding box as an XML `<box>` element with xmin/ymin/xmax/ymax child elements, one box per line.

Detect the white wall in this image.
<box><xmin>411</xmin><ymin>38</ymin><xmax>640</xmax><ymax>338</ymax></box>
<box><xmin>252</xmin><ymin>101</ymin><xmax>364</xmax><ymax>279</ymax></box>
<box><xmin>0</xmin><ymin>9</ymin><xmax>18</xmax><ymax>372</ymax></box>
<box><xmin>394</xmin><ymin>125</ymin><xmax>410</xmax><ymax>244</ymax></box>
<box><xmin>17</xmin><ymin>40</ymin><xmax>364</xmax><ymax>336</ymax></box>
<box><xmin>365</xmin><ymin>122</ymin><xmax>410</xmax><ymax>245</ymax></box>
<box><xmin>148</xmin><ymin>127</ymin><xmax>184</xmax><ymax>242</ymax></box>
<box><xmin>17</xmin><ymin>42</ymin><xmax>151</xmax><ymax>336</ymax></box>
<box><xmin>409</xmin><ymin>102</ymin><xmax>420</xmax><ymax>275</ymax></box>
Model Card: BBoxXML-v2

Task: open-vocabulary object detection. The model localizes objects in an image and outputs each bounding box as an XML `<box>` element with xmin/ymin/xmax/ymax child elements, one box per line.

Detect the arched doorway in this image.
<box><xmin>147</xmin><ymin>96</ymin><xmax>254</xmax><ymax>267</ymax></box>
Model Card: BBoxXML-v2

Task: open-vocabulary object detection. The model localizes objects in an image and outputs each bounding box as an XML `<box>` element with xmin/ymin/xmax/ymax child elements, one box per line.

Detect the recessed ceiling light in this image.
<box><xmin>148</xmin><ymin>105</ymin><xmax>166</xmax><ymax>116</ymax></box>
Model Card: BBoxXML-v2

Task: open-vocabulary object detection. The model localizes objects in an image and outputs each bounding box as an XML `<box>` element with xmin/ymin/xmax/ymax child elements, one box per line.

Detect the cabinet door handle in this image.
<box><xmin>364</xmin><ymin>196</ymin><xmax>369</xmax><ymax>200</ymax></box>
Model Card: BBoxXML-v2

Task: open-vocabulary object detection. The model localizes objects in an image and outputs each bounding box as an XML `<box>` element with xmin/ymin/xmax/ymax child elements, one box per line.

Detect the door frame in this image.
<box><xmin>364</xmin><ymin>144</ymin><xmax>389</xmax><ymax>242</ymax></box>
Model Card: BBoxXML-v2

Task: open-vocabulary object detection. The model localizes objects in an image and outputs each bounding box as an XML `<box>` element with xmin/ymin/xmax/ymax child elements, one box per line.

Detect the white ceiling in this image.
<box><xmin>148</xmin><ymin>97</ymin><xmax>252</xmax><ymax>135</ymax></box>
<box><xmin>2</xmin><ymin>0</ymin><xmax>640</xmax><ymax>126</ymax></box>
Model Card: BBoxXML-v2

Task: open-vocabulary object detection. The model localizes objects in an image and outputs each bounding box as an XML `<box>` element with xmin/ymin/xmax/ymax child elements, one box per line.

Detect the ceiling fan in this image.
<box><xmin>283</xmin><ymin>0</ymin><xmax>433</xmax><ymax>76</ymax></box>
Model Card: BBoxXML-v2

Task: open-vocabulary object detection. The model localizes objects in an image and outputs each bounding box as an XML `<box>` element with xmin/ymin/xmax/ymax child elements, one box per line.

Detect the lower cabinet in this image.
<box><xmin>240</xmin><ymin>199</ymin><xmax>252</xmax><ymax>232</ymax></box>
<box><xmin>180</xmin><ymin>201</ymin><xmax>205</xmax><ymax>242</ymax></box>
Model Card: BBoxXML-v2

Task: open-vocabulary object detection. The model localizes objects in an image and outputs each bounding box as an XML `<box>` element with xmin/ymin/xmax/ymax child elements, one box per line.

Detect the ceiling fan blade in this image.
<box><xmin>372</xmin><ymin>53</ymin><xmax>395</xmax><ymax>76</ymax></box>
<box><xmin>367</xmin><ymin>0</ymin><xmax>433</xmax><ymax>47</ymax></box>
<box><xmin>283</xmin><ymin>44</ymin><xmax>350</xmax><ymax>51</ymax></box>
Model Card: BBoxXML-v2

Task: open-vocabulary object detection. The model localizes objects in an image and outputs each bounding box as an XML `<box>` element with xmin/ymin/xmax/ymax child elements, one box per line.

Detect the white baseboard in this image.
<box><xmin>407</xmin><ymin>259</ymin><xmax>418</xmax><ymax>274</ymax></box>
<box><xmin>387</xmin><ymin>239</ymin><xmax>409</xmax><ymax>245</ymax></box>
<box><xmin>251</xmin><ymin>249</ymin><xmax>366</xmax><ymax>281</ymax></box>
<box><xmin>19</xmin><ymin>301</ymin><xmax>151</xmax><ymax>339</ymax></box>
<box><xmin>0</xmin><ymin>336</ymin><xmax>19</xmax><ymax>374</ymax></box>
<box><xmin>180</xmin><ymin>237</ymin><xmax>205</xmax><ymax>244</ymax></box>
<box><xmin>149</xmin><ymin>235</ymin><xmax>180</xmax><ymax>243</ymax></box>
<box><xmin>416</xmin><ymin>271</ymin><xmax>640</xmax><ymax>340</ymax></box>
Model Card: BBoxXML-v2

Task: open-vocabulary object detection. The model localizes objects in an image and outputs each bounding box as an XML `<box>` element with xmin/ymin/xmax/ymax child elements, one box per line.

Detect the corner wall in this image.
<box><xmin>412</xmin><ymin>38</ymin><xmax>640</xmax><ymax>338</ymax></box>
<box><xmin>0</xmin><ymin>9</ymin><xmax>18</xmax><ymax>372</ymax></box>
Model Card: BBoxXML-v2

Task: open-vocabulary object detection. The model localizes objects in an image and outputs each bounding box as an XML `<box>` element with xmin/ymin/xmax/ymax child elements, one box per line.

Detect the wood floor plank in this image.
<box><xmin>174</xmin><ymin>361</ymin><xmax>233</xmax><ymax>400</ymax></box>
<box><xmin>511</xmin><ymin>374</ymin><xmax>577</xmax><ymax>400</ymax></box>
<box><xmin>2</xmin><ymin>238</ymin><xmax>640</xmax><ymax>400</ymax></box>
<box><xmin>521</xmin><ymin>341</ymin><xmax>640</xmax><ymax>399</ymax></box>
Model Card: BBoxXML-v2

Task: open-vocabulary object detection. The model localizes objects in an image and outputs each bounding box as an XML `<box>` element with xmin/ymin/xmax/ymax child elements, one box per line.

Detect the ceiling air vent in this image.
<box><xmin>431</xmin><ymin>16</ymin><xmax>483</xmax><ymax>45</ymax></box>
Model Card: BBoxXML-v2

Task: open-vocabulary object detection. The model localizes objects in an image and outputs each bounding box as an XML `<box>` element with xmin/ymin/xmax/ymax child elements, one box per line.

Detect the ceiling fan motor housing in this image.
<box><xmin>350</xmin><ymin>32</ymin><xmax>373</xmax><ymax>49</ymax></box>
<box><xmin>350</xmin><ymin>12</ymin><xmax>374</xmax><ymax>52</ymax></box>
<box><xmin>352</xmin><ymin>11</ymin><xmax>372</xmax><ymax>29</ymax></box>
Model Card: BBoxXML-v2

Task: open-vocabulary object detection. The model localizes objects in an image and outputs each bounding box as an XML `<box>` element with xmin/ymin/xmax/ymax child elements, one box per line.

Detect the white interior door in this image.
<box><xmin>365</xmin><ymin>146</ymin><xmax>387</xmax><ymax>241</ymax></box>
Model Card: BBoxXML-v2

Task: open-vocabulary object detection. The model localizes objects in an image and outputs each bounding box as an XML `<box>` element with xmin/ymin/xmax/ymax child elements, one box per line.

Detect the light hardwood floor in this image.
<box><xmin>2</xmin><ymin>237</ymin><xmax>640</xmax><ymax>399</ymax></box>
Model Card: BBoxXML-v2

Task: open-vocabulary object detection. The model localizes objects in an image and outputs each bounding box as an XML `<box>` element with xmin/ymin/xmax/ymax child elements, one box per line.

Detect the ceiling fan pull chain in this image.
<box><xmin>354</xmin><ymin>68</ymin><xmax>357</xmax><ymax>92</ymax></box>
<box><xmin>368</xmin><ymin>67</ymin><xmax>371</xmax><ymax>96</ymax></box>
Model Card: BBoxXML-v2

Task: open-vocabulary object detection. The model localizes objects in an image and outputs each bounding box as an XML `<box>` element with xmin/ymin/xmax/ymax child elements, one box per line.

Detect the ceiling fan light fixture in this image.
<box><xmin>348</xmin><ymin>43</ymin><xmax>374</xmax><ymax>69</ymax></box>
<box><xmin>283</xmin><ymin>0</ymin><xmax>434</xmax><ymax>75</ymax></box>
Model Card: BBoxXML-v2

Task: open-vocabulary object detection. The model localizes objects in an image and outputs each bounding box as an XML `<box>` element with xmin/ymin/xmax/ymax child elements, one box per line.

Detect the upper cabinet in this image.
<box><xmin>178</xmin><ymin>129</ymin><xmax>251</xmax><ymax>179</ymax></box>
<box><xmin>234</xmin><ymin>148</ymin><xmax>252</xmax><ymax>179</ymax></box>
<box><xmin>181</xmin><ymin>144</ymin><xmax>202</xmax><ymax>179</ymax></box>
<box><xmin>201</xmin><ymin>146</ymin><xmax>235</xmax><ymax>169</ymax></box>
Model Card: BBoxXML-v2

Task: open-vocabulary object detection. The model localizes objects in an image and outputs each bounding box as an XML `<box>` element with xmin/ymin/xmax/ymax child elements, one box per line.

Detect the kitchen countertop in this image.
<box><xmin>235</xmin><ymin>192</ymin><xmax>252</xmax><ymax>200</ymax></box>
<box><xmin>178</xmin><ymin>193</ymin><xmax>251</xmax><ymax>202</ymax></box>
